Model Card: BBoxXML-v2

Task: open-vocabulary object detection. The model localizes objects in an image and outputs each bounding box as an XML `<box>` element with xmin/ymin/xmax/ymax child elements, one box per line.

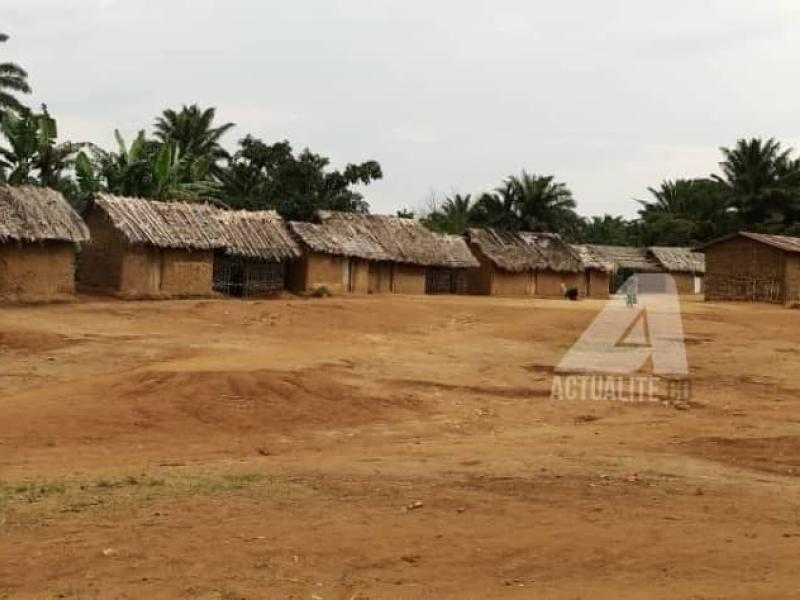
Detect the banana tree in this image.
<box><xmin>0</xmin><ymin>106</ymin><xmax>83</xmax><ymax>187</ymax></box>
<box><xmin>0</xmin><ymin>110</ymin><xmax>39</xmax><ymax>184</ymax></box>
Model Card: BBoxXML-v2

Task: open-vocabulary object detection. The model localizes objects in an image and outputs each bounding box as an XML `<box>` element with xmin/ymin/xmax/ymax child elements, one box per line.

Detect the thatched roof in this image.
<box><xmin>695</xmin><ymin>231</ymin><xmax>800</xmax><ymax>255</ymax></box>
<box><xmin>438</xmin><ymin>233</ymin><xmax>482</xmax><ymax>268</ymax></box>
<box><xmin>93</xmin><ymin>194</ymin><xmax>226</xmax><ymax>251</ymax></box>
<box><xmin>648</xmin><ymin>246</ymin><xmax>705</xmax><ymax>274</ymax></box>
<box><xmin>289</xmin><ymin>220</ymin><xmax>386</xmax><ymax>260</ymax></box>
<box><xmin>213</xmin><ymin>209</ymin><xmax>301</xmax><ymax>261</ymax></box>
<box><xmin>93</xmin><ymin>195</ymin><xmax>301</xmax><ymax>260</ymax></box>
<box><xmin>466</xmin><ymin>228</ymin><xmax>582</xmax><ymax>273</ymax></box>
<box><xmin>290</xmin><ymin>211</ymin><xmax>479</xmax><ymax>268</ymax></box>
<box><xmin>584</xmin><ymin>245</ymin><xmax>663</xmax><ymax>273</ymax></box>
<box><xmin>570</xmin><ymin>244</ymin><xmax>615</xmax><ymax>272</ymax></box>
<box><xmin>0</xmin><ymin>186</ymin><xmax>89</xmax><ymax>244</ymax></box>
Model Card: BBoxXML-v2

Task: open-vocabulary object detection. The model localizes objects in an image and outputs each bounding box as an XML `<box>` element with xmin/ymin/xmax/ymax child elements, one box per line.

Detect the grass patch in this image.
<box><xmin>0</xmin><ymin>473</ymin><xmax>270</xmax><ymax>511</ymax></box>
<box><xmin>0</xmin><ymin>480</ymin><xmax>67</xmax><ymax>504</ymax></box>
<box><xmin>90</xmin><ymin>474</ymin><xmax>165</xmax><ymax>490</ymax></box>
<box><xmin>184</xmin><ymin>472</ymin><xmax>269</xmax><ymax>495</ymax></box>
<box><xmin>0</xmin><ymin>471</ymin><xmax>272</xmax><ymax>516</ymax></box>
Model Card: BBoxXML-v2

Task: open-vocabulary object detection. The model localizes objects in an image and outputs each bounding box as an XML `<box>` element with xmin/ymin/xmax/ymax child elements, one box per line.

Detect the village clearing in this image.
<box><xmin>0</xmin><ymin>294</ymin><xmax>799</xmax><ymax>599</ymax></box>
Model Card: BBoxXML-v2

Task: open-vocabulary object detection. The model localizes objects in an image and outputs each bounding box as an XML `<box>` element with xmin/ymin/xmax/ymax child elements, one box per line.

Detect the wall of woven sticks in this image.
<box><xmin>213</xmin><ymin>255</ymin><xmax>286</xmax><ymax>297</ymax></box>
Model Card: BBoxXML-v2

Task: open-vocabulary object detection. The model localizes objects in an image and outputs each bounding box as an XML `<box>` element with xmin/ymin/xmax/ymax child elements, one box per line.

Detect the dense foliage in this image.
<box><xmin>215</xmin><ymin>136</ymin><xmax>381</xmax><ymax>221</ymax></box>
<box><xmin>3</xmin><ymin>30</ymin><xmax>800</xmax><ymax>243</ymax></box>
<box><xmin>421</xmin><ymin>141</ymin><xmax>800</xmax><ymax>245</ymax></box>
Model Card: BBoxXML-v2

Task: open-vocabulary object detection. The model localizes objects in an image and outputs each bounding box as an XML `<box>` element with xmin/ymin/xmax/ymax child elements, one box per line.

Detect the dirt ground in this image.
<box><xmin>1</xmin><ymin>293</ymin><xmax>800</xmax><ymax>599</ymax></box>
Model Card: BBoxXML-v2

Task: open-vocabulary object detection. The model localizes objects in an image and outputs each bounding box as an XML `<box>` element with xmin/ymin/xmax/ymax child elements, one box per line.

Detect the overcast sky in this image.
<box><xmin>5</xmin><ymin>0</ymin><xmax>800</xmax><ymax>217</ymax></box>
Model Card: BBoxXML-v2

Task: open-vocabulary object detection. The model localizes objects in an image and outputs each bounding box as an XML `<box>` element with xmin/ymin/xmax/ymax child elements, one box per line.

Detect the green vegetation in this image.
<box><xmin>2</xmin><ymin>30</ymin><xmax>800</xmax><ymax>245</ymax></box>
<box><xmin>0</xmin><ymin>33</ymin><xmax>30</xmax><ymax>121</ymax></box>
<box><xmin>419</xmin><ymin>141</ymin><xmax>800</xmax><ymax>245</ymax></box>
<box><xmin>0</xmin><ymin>471</ymin><xmax>272</xmax><ymax>517</ymax></box>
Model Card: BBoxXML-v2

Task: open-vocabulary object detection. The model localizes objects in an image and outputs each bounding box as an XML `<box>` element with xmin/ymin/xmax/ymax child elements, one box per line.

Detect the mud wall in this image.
<box><xmin>0</xmin><ymin>242</ymin><xmax>77</xmax><ymax>300</ymax></box>
<box><xmin>288</xmin><ymin>252</ymin><xmax>343</xmax><ymax>294</ymax></box>
<box><xmin>159</xmin><ymin>249</ymin><xmax>214</xmax><ymax>296</ymax></box>
<box><xmin>78</xmin><ymin>211</ymin><xmax>124</xmax><ymax>291</ymax></box>
<box><xmin>491</xmin><ymin>269</ymin><xmax>533</xmax><ymax>295</ymax></box>
<box><xmin>115</xmin><ymin>247</ymin><xmax>213</xmax><ymax>298</ymax></box>
<box><xmin>704</xmin><ymin>237</ymin><xmax>786</xmax><ymax>303</ymax></box>
<box><xmin>466</xmin><ymin>244</ymin><xmax>495</xmax><ymax>295</ymax></box>
<box><xmin>586</xmin><ymin>270</ymin><xmax>610</xmax><ymax>299</ymax></box>
<box><xmin>785</xmin><ymin>255</ymin><xmax>800</xmax><ymax>305</ymax></box>
<box><xmin>368</xmin><ymin>261</ymin><xmax>393</xmax><ymax>294</ymax></box>
<box><xmin>287</xmin><ymin>251</ymin><xmax>372</xmax><ymax>294</ymax></box>
<box><xmin>672</xmin><ymin>272</ymin><xmax>697</xmax><ymax>295</ymax></box>
<box><xmin>118</xmin><ymin>246</ymin><xmax>160</xmax><ymax>296</ymax></box>
<box><xmin>285</xmin><ymin>253</ymin><xmax>310</xmax><ymax>293</ymax></box>
<box><xmin>350</xmin><ymin>259</ymin><xmax>370</xmax><ymax>294</ymax></box>
<box><xmin>538</xmin><ymin>270</ymin><xmax>588</xmax><ymax>298</ymax></box>
<box><xmin>391</xmin><ymin>264</ymin><xmax>426</xmax><ymax>295</ymax></box>
<box><xmin>535</xmin><ymin>270</ymin><xmax>563</xmax><ymax>297</ymax></box>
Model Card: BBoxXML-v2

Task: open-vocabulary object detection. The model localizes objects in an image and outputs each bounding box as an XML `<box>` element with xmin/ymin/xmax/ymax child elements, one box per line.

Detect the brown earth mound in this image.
<box><xmin>1</xmin><ymin>367</ymin><xmax>425</xmax><ymax>449</ymax></box>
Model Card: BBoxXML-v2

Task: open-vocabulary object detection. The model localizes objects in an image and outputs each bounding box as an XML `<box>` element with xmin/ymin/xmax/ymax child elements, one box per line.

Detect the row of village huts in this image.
<box><xmin>0</xmin><ymin>186</ymin><xmax>710</xmax><ymax>302</ymax></box>
<box><xmin>7</xmin><ymin>184</ymin><xmax>797</xmax><ymax>305</ymax></box>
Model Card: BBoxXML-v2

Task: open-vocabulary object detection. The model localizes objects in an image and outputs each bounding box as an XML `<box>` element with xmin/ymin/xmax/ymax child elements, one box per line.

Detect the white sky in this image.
<box><xmin>5</xmin><ymin>0</ymin><xmax>800</xmax><ymax>217</ymax></box>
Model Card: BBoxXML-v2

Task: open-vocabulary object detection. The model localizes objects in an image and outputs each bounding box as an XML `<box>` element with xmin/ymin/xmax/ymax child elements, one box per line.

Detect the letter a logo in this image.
<box><xmin>556</xmin><ymin>274</ymin><xmax>688</xmax><ymax>376</ymax></box>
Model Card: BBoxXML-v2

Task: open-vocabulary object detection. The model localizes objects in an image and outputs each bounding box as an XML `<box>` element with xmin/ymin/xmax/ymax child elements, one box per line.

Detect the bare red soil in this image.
<box><xmin>1</xmin><ymin>294</ymin><xmax>799</xmax><ymax>598</ymax></box>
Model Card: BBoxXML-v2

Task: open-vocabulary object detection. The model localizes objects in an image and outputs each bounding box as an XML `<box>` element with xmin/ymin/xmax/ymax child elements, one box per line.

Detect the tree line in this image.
<box><xmin>2</xmin><ymin>31</ymin><xmax>800</xmax><ymax>245</ymax></box>
<box><xmin>420</xmin><ymin>140</ymin><xmax>800</xmax><ymax>246</ymax></box>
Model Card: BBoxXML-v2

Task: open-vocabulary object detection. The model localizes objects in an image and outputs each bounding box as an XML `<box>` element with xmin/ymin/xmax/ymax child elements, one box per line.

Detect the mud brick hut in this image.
<box><xmin>648</xmin><ymin>246</ymin><xmax>705</xmax><ymax>294</ymax></box>
<box><xmin>212</xmin><ymin>210</ymin><xmax>301</xmax><ymax>297</ymax></box>
<box><xmin>695</xmin><ymin>232</ymin><xmax>800</xmax><ymax>305</ymax></box>
<box><xmin>465</xmin><ymin>228</ymin><xmax>587</xmax><ymax>297</ymax></box>
<box><xmin>583</xmin><ymin>245</ymin><xmax>663</xmax><ymax>294</ymax></box>
<box><xmin>288</xmin><ymin>211</ymin><xmax>478</xmax><ymax>295</ymax></box>
<box><xmin>0</xmin><ymin>186</ymin><xmax>89</xmax><ymax>301</ymax></box>
<box><xmin>79</xmin><ymin>194</ymin><xmax>225</xmax><ymax>298</ymax></box>
<box><xmin>585</xmin><ymin>245</ymin><xmax>705</xmax><ymax>295</ymax></box>
<box><xmin>570</xmin><ymin>244</ymin><xmax>614</xmax><ymax>299</ymax></box>
<box><xmin>425</xmin><ymin>233</ymin><xmax>481</xmax><ymax>294</ymax></box>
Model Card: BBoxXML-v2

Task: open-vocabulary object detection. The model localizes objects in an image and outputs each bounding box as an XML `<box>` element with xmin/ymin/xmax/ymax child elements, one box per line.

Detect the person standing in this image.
<box><xmin>625</xmin><ymin>275</ymin><xmax>638</xmax><ymax>308</ymax></box>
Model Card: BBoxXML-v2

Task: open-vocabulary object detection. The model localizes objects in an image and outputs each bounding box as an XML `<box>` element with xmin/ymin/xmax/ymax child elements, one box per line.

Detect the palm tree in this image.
<box><xmin>501</xmin><ymin>171</ymin><xmax>578</xmax><ymax>232</ymax></box>
<box><xmin>640</xmin><ymin>180</ymin><xmax>693</xmax><ymax>217</ymax></box>
<box><xmin>470</xmin><ymin>190</ymin><xmax>519</xmax><ymax>230</ymax></box>
<box><xmin>436</xmin><ymin>193</ymin><xmax>474</xmax><ymax>233</ymax></box>
<box><xmin>153</xmin><ymin>105</ymin><xmax>233</xmax><ymax>179</ymax></box>
<box><xmin>713</xmin><ymin>138</ymin><xmax>800</xmax><ymax>225</ymax></box>
<box><xmin>581</xmin><ymin>215</ymin><xmax>640</xmax><ymax>246</ymax></box>
<box><xmin>637</xmin><ymin>178</ymin><xmax>737</xmax><ymax>245</ymax></box>
<box><xmin>0</xmin><ymin>33</ymin><xmax>30</xmax><ymax>120</ymax></box>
